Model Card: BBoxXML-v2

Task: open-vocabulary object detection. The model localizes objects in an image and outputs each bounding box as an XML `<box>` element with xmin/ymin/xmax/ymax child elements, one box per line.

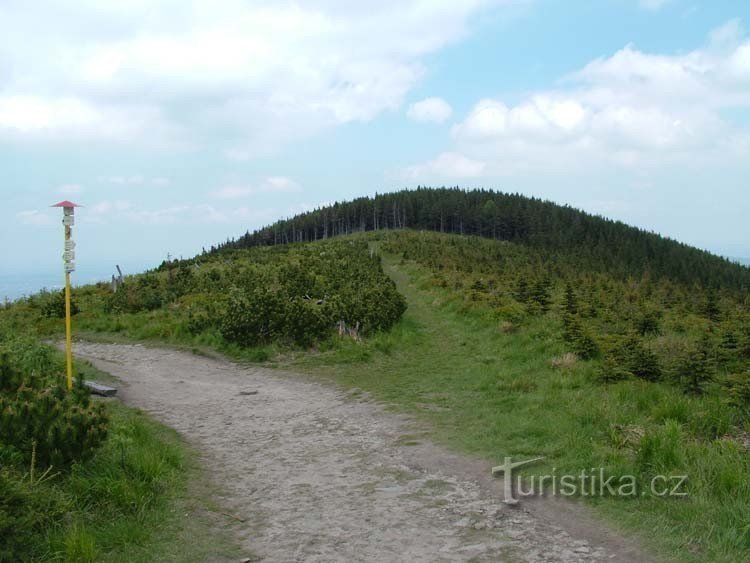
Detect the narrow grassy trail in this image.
<box><xmin>372</xmin><ymin>255</ymin><xmax>520</xmax><ymax>450</ymax></box>
<box><xmin>299</xmin><ymin>251</ymin><xmax>586</xmax><ymax>464</ymax></box>
<box><xmin>301</xmin><ymin>253</ymin><xmax>506</xmax><ymax>448</ymax></box>
<box><xmin>348</xmin><ymin>255</ymin><xmax>488</xmax><ymax>417</ymax></box>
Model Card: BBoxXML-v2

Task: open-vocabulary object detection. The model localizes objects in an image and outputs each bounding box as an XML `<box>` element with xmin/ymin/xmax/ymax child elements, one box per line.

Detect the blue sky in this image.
<box><xmin>2</xmin><ymin>0</ymin><xmax>750</xmax><ymax>297</ymax></box>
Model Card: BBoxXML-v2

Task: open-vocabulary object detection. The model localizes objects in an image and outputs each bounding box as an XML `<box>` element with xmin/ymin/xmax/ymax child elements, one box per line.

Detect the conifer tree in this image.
<box><xmin>530</xmin><ymin>278</ymin><xmax>551</xmax><ymax>313</ymax></box>
<box><xmin>679</xmin><ymin>336</ymin><xmax>714</xmax><ymax>395</ymax></box>
<box><xmin>564</xmin><ymin>283</ymin><xmax>578</xmax><ymax>316</ymax></box>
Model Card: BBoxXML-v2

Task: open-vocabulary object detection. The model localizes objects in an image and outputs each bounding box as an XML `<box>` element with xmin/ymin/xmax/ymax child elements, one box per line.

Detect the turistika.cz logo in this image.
<box><xmin>491</xmin><ymin>456</ymin><xmax>688</xmax><ymax>504</ymax></box>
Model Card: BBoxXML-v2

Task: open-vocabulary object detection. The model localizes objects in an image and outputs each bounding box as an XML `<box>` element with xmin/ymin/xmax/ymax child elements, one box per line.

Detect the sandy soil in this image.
<box><xmin>74</xmin><ymin>342</ymin><xmax>654</xmax><ymax>563</ymax></box>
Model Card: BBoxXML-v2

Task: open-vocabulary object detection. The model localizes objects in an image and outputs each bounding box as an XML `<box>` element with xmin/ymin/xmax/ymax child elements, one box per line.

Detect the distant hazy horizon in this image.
<box><xmin>1</xmin><ymin>260</ymin><xmax>158</xmax><ymax>302</ymax></box>
<box><xmin>3</xmin><ymin>240</ymin><xmax>748</xmax><ymax>303</ymax></box>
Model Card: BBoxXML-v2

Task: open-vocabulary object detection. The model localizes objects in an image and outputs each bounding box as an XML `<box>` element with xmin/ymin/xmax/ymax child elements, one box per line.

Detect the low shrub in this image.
<box><xmin>724</xmin><ymin>371</ymin><xmax>750</xmax><ymax>414</ymax></box>
<box><xmin>613</xmin><ymin>336</ymin><xmax>662</xmax><ymax>382</ymax></box>
<box><xmin>0</xmin><ymin>341</ymin><xmax>108</xmax><ymax>468</ymax></box>
<box><xmin>595</xmin><ymin>354</ymin><xmax>631</xmax><ymax>383</ymax></box>
<box><xmin>634</xmin><ymin>308</ymin><xmax>661</xmax><ymax>336</ymax></box>
<box><xmin>563</xmin><ymin>314</ymin><xmax>600</xmax><ymax>360</ymax></box>
<box><xmin>105</xmin><ymin>275</ymin><xmax>165</xmax><ymax>314</ymax></box>
<box><xmin>0</xmin><ymin>382</ymin><xmax>108</xmax><ymax>468</ymax></box>
<box><xmin>677</xmin><ymin>336</ymin><xmax>714</xmax><ymax>395</ymax></box>
<box><xmin>220</xmin><ymin>288</ymin><xmax>285</xmax><ymax>346</ymax></box>
<box><xmin>40</xmin><ymin>290</ymin><xmax>79</xmax><ymax>319</ymax></box>
<box><xmin>96</xmin><ymin>239</ymin><xmax>408</xmax><ymax>350</ymax></box>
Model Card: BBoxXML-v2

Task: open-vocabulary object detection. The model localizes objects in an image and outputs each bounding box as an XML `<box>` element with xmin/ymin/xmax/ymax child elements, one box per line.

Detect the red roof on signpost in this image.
<box><xmin>51</xmin><ymin>201</ymin><xmax>81</xmax><ymax>208</ymax></box>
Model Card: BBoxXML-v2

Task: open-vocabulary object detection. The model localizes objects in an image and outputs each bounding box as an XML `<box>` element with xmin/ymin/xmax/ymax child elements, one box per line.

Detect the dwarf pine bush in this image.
<box><xmin>0</xmin><ymin>343</ymin><xmax>108</xmax><ymax>468</ymax></box>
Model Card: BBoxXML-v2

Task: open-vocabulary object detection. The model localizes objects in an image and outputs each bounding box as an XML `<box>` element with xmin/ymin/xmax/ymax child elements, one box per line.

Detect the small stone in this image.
<box><xmin>239</xmin><ymin>390</ymin><xmax>259</xmax><ymax>396</ymax></box>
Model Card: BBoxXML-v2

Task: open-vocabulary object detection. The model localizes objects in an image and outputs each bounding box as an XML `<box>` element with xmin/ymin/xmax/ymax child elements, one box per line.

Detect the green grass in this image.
<box><xmin>2</xmin><ymin>360</ymin><xmax>242</xmax><ymax>562</ymax></box>
<box><xmin>71</xmin><ymin>320</ymin><xmax>280</xmax><ymax>365</ymax></box>
<box><xmin>52</xmin><ymin>401</ymin><xmax>242</xmax><ymax>563</ymax></box>
<box><xmin>286</xmin><ymin>252</ymin><xmax>750</xmax><ymax>563</ymax></box>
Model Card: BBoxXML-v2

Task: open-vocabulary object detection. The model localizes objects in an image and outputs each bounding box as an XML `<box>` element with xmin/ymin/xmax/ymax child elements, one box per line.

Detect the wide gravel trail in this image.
<box><xmin>75</xmin><ymin>342</ymin><xmax>652</xmax><ymax>563</ymax></box>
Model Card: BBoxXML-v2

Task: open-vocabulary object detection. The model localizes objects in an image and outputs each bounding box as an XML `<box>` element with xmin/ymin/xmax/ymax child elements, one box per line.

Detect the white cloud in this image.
<box><xmin>99</xmin><ymin>175</ymin><xmax>172</xmax><ymax>187</ymax></box>
<box><xmin>0</xmin><ymin>95</ymin><xmax>178</xmax><ymax>145</ymax></box>
<box><xmin>58</xmin><ymin>184</ymin><xmax>83</xmax><ymax>195</ymax></box>
<box><xmin>85</xmin><ymin>201</ymin><xmax>275</xmax><ymax>226</ymax></box>
<box><xmin>100</xmin><ymin>176</ymin><xmax>144</xmax><ymax>185</ymax></box>
<box><xmin>0</xmin><ymin>96</ymin><xmax>97</xmax><ymax>133</ymax></box>
<box><xmin>127</xmin><ymin>206</ymin><xmax>192</xmax><ymax>225</ymax></box>
<box><xmin>414</xmin><ymin>21</ymin><xmax>750</xmax><ymax>181</ymax></box>
<box><xmin>264</xmin><ymin>176</ymin><xmax>301</xmax><ymax>193</ymax></box>
<box><xmin>407</xmin><ymin>97</ymin><xmax>453</xmax><ymax>123</ymax></box>
<box><xmin>213</xmin><ymin>186</ymin><xmax>254</xmax><ymax>199</ymax></box>
<box><xmin>86</xmin><ymin>200</ymin><xmax>135</xmax><ymax>223</ymax></box>
<box><xmin>213</xmin><ymin>176</ymin><xmax>301</xmax><ymax>199</ymax></box>
<box><xmin>0</xmin><ymin>1</ymin><xmax>506</xmax><ymax>155</ymax></box>
<box><xmin>709</xmin><ymin>19</ymin><xmax>744</xmax><ymax>48</ymax></box>
<box><xmin>452</xmin><ymin>96</ymin><xmax>588</xmax><ymax>141</ymax></box>
<box><xmin>404</xmin><ymin>152</ymin><xmax>486</xmax><ymax>180</ymax></box>
<box><xmin>639</xmin><ymin>0</ymin><xmax>670</xmax><ymax>11</ymax></box>
<box><xmin>70</xmin><ymin>188</ymin><xmax>295</xmax><ymax>227</ymax></box>
<box><xmin>17</xmin><ymin>210</ymin><xmax>53</xmax><ymax>226</ymax></box>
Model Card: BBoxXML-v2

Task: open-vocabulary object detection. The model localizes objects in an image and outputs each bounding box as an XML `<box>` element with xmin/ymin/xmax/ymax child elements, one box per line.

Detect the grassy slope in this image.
<box><xmin>19</xmin><ymin>358</ymin><xmax>241</xmax><ymax>562</ymax></box>
<box><xmin>287</xmin><ymin>246</ymin><xmax>749</xmax><ymax>563</ymax></box>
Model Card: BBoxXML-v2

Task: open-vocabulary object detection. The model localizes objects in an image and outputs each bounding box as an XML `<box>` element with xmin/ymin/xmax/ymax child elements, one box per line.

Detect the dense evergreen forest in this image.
<box><xmin>213</xmin><ymin>188</ymin><xmax>750</xmax><ymax>291</ymax></box>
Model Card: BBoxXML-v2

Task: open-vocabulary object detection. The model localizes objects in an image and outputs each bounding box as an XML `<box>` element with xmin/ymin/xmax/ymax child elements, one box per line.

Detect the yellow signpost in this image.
<box><xmin>52</xmin><ymin>200</ymin><xmax>79</xmax><ymax>391</ymax></box>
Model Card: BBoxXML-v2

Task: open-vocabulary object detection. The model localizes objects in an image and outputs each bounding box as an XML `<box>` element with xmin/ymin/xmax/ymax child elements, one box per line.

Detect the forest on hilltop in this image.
<box><xmin>211</xmin><ymin>188</ymin><xmax>750</xmax><ymax>291</ymax></box>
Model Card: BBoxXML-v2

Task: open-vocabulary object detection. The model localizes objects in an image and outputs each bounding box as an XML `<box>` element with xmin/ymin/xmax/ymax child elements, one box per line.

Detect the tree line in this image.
<box><xmin>211</xmin><ymin>188</ymin><xmax>750</xmax><ymax>291</ymax></box>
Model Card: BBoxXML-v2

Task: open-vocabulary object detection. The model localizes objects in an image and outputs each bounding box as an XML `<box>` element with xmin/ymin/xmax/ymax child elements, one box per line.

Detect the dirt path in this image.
<box><xmin>75</xmin><ymin>342</ymin><xmax>651</xmax><ymax>563</ymax></box>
